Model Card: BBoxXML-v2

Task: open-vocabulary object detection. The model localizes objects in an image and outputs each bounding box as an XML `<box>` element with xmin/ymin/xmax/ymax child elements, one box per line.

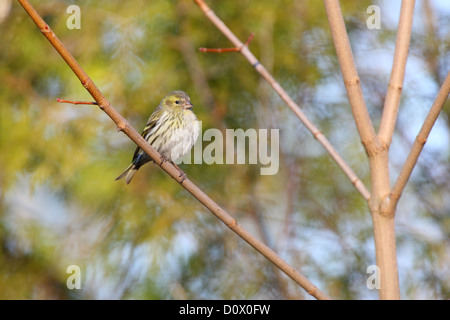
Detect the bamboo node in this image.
<box><xmin>312</xmin><ymin>130</ymin><xmax>322</xmax><ymax>140</ymax></box>
<box><xmin>116</xmin><ymin>121</ymin><xmax>127</xmax><ymax>132</ymax></box>
<box><xmin>41</xmin><ymin>24</ymin><xmax>50</xmax><ymax>34</ymax></box>
<box><xmin>418</xmin><ymin>137</ymin><xmax>427</xmax><ymax>146</ymax></box>
<box><xmin>388</xmin><ymin>83</ymin><xmax>403</xmax><ymax>91</ymax></box>
<box><xmin>344</xmin><ymin>78</ymin><xmax>360</xmax><ymax>86</ymax></box>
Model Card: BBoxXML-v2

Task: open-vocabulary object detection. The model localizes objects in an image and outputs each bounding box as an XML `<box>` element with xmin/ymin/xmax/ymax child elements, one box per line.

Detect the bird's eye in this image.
<box><xmin>175</xmin><ymin>100</ymin><xmax>180</xmax><ymax>104</ymax></box>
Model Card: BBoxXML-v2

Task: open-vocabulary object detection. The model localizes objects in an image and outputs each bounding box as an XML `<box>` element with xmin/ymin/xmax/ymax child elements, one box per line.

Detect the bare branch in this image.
<box><xmin>323</xmin><ymin>0</ymin><xmax>378</xmax><ymax>154</ymax></box>
<box><xmin>195</xmin><ymin>0</ymin><xmax>371</xmax><ymax>201</ymax></box>
<box><xmin>378</xmin><ymin>0</ymin><xmax>416</xmax><ymax>147</ymax></box>
<box><xmin>18</xmin><ymin>0</ymin><xmax>331</xmax><ymax>300</ymax></box>
<box><xmin>57</xmin><ymin>99</ymin><xmax>98</xmax><ymax>105</ymax></box>
<box><xmin>389</xmin><ymin>71</ymin><xmax>450</xmax><ymax>210</ymax></box>
<box><xmin>199</xmin><ymin>33</ymin><xmax>255</xmax><ymax>52</ymax></box>
<box><xmin>323</xmin><ymin>0</ymin><xmax>400</xmax><ymax>299</ymax></box>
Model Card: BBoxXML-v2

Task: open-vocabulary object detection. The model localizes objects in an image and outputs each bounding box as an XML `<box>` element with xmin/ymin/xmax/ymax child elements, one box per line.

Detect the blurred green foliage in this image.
<box><xmin>0</xmin><ymin>0</ymin><xmax>449</xmax><ymax>299</ymax></box>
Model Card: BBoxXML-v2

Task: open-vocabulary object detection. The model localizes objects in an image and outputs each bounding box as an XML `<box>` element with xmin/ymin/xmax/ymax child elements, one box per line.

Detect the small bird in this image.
<box><xmin>115</xmin><ymin>90</ymin><xmax>200</xmax><ymax>184</ymax></box>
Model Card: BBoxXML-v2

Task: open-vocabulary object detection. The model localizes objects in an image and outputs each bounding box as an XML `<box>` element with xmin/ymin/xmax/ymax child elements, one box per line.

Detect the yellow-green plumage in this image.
<box><xmin>115</xmin><ymin>91</ymin><xmax>200</xmax><ymax>184</ymax></box>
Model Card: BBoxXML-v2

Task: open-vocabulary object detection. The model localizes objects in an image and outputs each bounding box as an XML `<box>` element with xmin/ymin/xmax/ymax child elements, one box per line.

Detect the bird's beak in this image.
<box><xmin>183</xmin><ymin>101</ymin><xmax>194</xmax><ymax>110</ymax></box>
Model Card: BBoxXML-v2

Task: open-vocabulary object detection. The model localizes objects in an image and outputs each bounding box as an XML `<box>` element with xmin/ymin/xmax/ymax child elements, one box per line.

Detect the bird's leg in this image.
<box><xmin>159</xmin><ymin>154</ymin><xmax>167</xmax><ymax>166</ymax></box>
<box><xmin>172</xmin><ymin>162</ymin><xmax>187</xmax><ymax>183</ymax></box>
<box><xmin>152</xmin><ymin>154</ymin><xmax>168</xmax><ymax>166</ymax></box>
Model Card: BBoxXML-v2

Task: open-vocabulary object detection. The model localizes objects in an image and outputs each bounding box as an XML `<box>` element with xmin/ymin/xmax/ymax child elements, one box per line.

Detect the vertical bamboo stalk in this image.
<box><xmin>323</xmin><ymin>0</ymin><xmax>400</xmax><ymax>299</ymax></box>
<box><xmin>378</xmin><ymin>0</ymin><xmax>416</xmax><ymax>147</ymax></box>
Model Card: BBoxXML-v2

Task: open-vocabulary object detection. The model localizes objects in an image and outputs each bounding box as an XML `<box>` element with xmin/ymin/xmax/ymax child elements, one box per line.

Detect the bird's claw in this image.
<box><xmin>178</xmin><ymin>171</ymin><xmax>187</xmax><ymax>184</ymax></box>
<box><xmin>159</xmin><ymin>155</ymin><xmax>167</xmax><ymax>166</ymax></box>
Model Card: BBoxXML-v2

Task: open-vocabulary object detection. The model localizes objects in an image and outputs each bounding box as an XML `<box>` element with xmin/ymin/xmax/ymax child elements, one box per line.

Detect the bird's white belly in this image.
<box><xmin>161</xmin><ymin>114</ymin><xmax>199</xmax><ymax>162</ymax></box>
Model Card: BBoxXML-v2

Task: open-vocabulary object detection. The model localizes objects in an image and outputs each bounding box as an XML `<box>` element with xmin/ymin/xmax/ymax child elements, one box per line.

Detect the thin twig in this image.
<box><xmin>389</xmin><ymin>70</ymin><xmax>450</xmax><ymax>210</ymax></box>
<box><xmin>18</xmin><ymin>0</ymin><xmax>331</xmax><ymax>300</ymax></box>
<box><xmin>378</xmin><ymin>0</ymin><xmax>416</xmax><ymax>147</ymax></box>
<box><xmin>199</xmin><ymin>33</ymin><xmax>255</xmax><ymax>52</ymax></box>
<box><xmin>57</xmin><ymin>99</ymin><xmax>98</xmax><ymax>105</ymax></box>
<box><xmin>195</xmin><ymin>0</ymin><xmax>370</xmax><ymax>201</ymax></box>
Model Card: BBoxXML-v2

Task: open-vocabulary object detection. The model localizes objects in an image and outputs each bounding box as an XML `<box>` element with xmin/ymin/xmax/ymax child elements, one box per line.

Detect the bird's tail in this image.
<box><xmin>115</xmin><ymin>164</ymin><xmax>138</xmax><ymax>184</ymax></box>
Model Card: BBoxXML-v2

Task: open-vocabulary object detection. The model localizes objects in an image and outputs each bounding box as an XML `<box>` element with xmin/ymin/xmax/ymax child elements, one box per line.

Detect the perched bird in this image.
<box><xmin>115</xmin><ymin>90</ymin><xmax>200</xmax><ymax>184</ymax></box>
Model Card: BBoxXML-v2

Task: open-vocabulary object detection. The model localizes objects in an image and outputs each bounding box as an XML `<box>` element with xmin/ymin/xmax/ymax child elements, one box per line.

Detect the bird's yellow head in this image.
<box><xmin>161</xmin><ymin>90</ymin><xmax>193</xmax><ymax>111</ymax></box>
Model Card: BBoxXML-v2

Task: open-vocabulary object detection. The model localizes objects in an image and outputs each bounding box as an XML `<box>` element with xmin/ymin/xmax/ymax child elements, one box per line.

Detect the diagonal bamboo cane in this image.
<box><xmin>194</xmin><ymin>0</ymin><xmax>371</xmax><ymax>201</ymax></box>
<box><xmin>17</xmin><ymin>0</ymin><xmax>331</xmax><ymax>300</ymax></box>
<box><xmin>389</xmin><ymin>71</ymin><xmax>450</xmax><ymax>211</ymax></box>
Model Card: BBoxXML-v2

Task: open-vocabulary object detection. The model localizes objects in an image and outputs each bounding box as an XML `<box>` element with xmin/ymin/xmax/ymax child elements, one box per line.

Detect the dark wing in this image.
<box><xmin>131</xmin><ymin>117</ymin><xmax>159</xmax><ymax>164</ymax></box>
